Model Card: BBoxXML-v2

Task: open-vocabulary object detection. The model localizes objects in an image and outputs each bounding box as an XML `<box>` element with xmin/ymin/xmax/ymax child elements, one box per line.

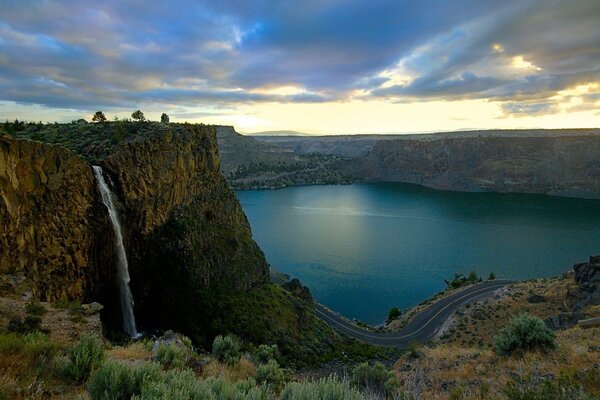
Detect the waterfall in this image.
<box><xmin>93</xmin><ymin>166</ymin><xmax>140</xmax><ymax>338</ymax></box>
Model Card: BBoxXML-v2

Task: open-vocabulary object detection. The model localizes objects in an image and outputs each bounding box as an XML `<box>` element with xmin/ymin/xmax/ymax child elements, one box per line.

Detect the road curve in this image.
<box><xmin>314</xmin><ymin>280</ymin><xmax>513</xmax><ymax>347</ymax></box>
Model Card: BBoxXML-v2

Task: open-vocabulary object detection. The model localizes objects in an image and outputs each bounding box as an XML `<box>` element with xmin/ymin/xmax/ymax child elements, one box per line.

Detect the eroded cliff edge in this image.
<box><xmin>0</xmin><ymin>124</ymin><xmax>269</xmax><ymax>341</ymax></box>
<box><xmin>356</xmin><ymin>134</ymin><xmax>600</xmax><ymax>198</ymax></box>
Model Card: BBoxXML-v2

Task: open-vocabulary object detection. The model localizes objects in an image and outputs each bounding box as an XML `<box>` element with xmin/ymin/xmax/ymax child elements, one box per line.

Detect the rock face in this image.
<box><xmin>0</xmin><ymin>137</ymin><xmax>113</xmax><ymax>302</ymax></box>
<box><xmin>358</xmin><ymin>135</ymin><xmax>600</xmax><ymax>198</ymax></box>
<box><xmin>0</xmin><ymin>125</ymin><xmax>270</xmax><ymax>340</ymax></box>
<box><xmin>574</xmin><ymin>255</ymin><xmax>600</xmax><ymax>310</ymax></box>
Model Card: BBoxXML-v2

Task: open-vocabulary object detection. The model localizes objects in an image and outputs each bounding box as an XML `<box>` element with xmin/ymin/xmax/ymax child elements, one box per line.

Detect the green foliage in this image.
<box><xmin>445</xmin><ymin>271</ymin><xmax>481</xmax><ymax>289</ymax></box>
<box><xmin>7</xmin><ymin>315</ymin><xmax>46</xmax><ymax>334</ymax></box>
<box><xmin>87</xmin><ymin>361</ymin><xmax>137</xmax><ymax>400</ymax></box>
<box><xmin>64</xmin><ymin>335</ymin><xmax>105</xmax><ymax>383</ymax></box>
<box><xmin>493</xmin><ymin>314</ymin><xmax>557</xmax><ymax>356</ymax></box>
<box><xmin>387</xmin><ymin>306</ymin><xmax>402</xmax><ymax>322</ymax></box>
<box><xmin>92</xmin><ymin>111</ymin><xmax>107</xmax><ymax>123</ymax></box>
<box><xmin>351</xmin><ymin>361</ymin><xmax>399</xmax><ymax>398</ymax></box>
<box><xmin>0</xmin><ymin>332</ymin><xmax>59</xmax><ymax>382</ymax></box>
<box><xmin>280</xmin><ymin>377</ymin><xmax>363</xmax><ymax>400</ymax></box>
<box><xmin>89</xmin><ymin>362</ymin><xmax>274</xmax><ymax>400</ymax></box>
<box><xmin>161</xmin><ymin>113</ymin><xmax>170</xmax><ymax>123</ymax></box>
<box><xmin>132</xmin><ymin>110</ymin><xmax>146</xmax><ymax>122</ymax></box>
<box><xmin>25</xmin><ymin>299</ymin><xmax>46</xmax><ymax>316</ymax></box>
<box><xmin>255</xmin><ymin>359</ymin><xmax>287</xmax><ymax>392</ymax></box>
<box><xmin>155</xmin><ymin>343</ymin><xmax>188</xmax><ymax>370</ymax></box>
<box><xmin>212</xmin><ymin>334</ymin><xmax>242</xmax><ymax>366</ymax></box>
<box><xmin>254</xmin><ymin>344</ymin><xmax>278</xmax><ymax>364</ymax></box>
<box><xmin>488</xmin><ymin>272</ymin><xmax>496</xmax><ymax>280</ymax></box>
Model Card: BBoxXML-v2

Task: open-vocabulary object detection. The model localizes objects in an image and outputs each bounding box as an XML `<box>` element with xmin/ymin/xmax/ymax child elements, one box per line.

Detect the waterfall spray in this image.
<box><xmin>93</xmin><ymin>166</ymin><xmax>140</xmax><ymax>338</ymax></box>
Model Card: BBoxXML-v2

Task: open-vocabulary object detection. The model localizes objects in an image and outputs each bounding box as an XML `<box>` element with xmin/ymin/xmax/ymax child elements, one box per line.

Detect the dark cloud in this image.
<box><xmin>0</xmin><ymin>0</ymin><xmax>598</xmax><ymax>115</ymax></box>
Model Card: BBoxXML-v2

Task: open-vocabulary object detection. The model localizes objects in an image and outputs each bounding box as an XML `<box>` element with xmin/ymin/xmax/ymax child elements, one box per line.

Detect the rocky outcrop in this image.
<box><xmin>574</xmin><ymin>255</ymin><xmax>600</xmax><ymax>310</ymax></box>
<box><xmin>0</xmin><ymin>137</ymin><xmax>113</xmax><ymax>302</ymax></box>
<box><xmin>0</xmin><ymin>124</ymin><xmax>270</xmax><ymax>340</ymax></box>
<box><xmin>358</xmin><ymin>135</ymin><xmax>600</xmax><ymax>198</ymax></box>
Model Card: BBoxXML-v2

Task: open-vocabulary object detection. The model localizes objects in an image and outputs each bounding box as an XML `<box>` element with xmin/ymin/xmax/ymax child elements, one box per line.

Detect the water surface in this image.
<box><xmin>237</xmin><ymin>183</ymin><xmax>600</xmax><ymax>324</ymax></box>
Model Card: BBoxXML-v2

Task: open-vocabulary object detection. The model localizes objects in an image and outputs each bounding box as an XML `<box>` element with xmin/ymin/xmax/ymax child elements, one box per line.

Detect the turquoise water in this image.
<box><xmin>236</xmin><ymin>183</ymin><xmax>600</xmax><ymax>325</ymax></box>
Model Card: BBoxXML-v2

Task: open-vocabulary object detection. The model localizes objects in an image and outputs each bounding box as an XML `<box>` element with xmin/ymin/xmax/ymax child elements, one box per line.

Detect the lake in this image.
<box><xmin>236</xmin><ymin>183</ymin><xmax>600</xmax><ymax>325</ymax></box>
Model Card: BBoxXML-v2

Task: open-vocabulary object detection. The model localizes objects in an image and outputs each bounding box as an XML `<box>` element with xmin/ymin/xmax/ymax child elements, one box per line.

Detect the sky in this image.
<box><xmin>0</xmin><ymin>0</ymin><xmax>599</xmax><ymax>134</ymax></box>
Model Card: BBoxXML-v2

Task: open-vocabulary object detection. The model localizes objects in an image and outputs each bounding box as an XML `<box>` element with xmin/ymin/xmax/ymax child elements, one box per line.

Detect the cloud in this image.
<box><xmin>0</xmin><ymin>0</ymin><xmax>598</xmax><ymax>118</ymax></box>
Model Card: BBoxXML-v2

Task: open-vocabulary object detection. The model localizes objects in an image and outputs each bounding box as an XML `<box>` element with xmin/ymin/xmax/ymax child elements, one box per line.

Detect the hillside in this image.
<box><xmin>216</xmin><ymin>126</ymin><xmax>353</xmax><ymax>189</ymax></box>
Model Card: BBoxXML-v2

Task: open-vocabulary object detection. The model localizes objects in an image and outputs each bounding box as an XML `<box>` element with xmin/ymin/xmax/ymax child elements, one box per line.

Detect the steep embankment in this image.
<box><xmin>0</xmin><ymin>124</ymin><xmax>270</xmax><ymax>342</ymax></box>
<box><xmin>358</xmin><ymin>135</ymin><xmax>600</xmax><ymax>198</ymax></box>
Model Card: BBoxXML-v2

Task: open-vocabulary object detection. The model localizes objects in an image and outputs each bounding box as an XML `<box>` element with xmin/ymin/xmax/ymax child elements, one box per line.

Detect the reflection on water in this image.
<box><xmin>237</xmin><ymin>183</ymin><xmax>600</xmax><ymax>324</ymax></box>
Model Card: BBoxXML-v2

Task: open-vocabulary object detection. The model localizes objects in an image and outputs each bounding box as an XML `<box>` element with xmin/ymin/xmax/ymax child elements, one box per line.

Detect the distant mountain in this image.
<box><xmin>244</xmin><ymin>129</ymin><xmax>313</xmax><ymax>136</ymax></box>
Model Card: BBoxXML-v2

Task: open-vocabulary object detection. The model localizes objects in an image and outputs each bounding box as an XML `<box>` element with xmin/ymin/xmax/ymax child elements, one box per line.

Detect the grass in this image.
<box><xmin>392</xmin><ymin>326</ymin><xmax>600</xmax><ymax>399</ymax></box>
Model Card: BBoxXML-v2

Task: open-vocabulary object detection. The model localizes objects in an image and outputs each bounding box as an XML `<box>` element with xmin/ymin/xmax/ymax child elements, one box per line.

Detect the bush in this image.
<box><xmin>212</xmin><ymin>334</ymin><xmax>242</xmax><ymax>366</ymax></box>
<box><xmin>256</xmin><ymin>359</ymin><xmax>286</xmax><ymax>392</ymax></box>
<box><xmin>155</xmin><ymin>343</ymin><xmax>187</xmax><ymax>370</ymax></box>
<box><xmin>254</xmin><ymin>344</ymin><xmax>278</xmax><ymax>364</ymax></box>
<box><xmin>25</xmin><ymin>299</ymin><xmax>46</xmax><ymax>316</ymax></box>
<box><xmin>64</xmin><ymin>335</ymin><xmax>105</xmax><ymax>382</ymax></box>
<box><xmin>280</xmin><ymin>377</ymin><xmax>363</xmax><ymax>400</ymax></box>
<box><xmin>87</xmin><ymin>362</ymin><xmax>136</xmax><ymax>400</ymax></box>
<box><xmin>351</xmin><ymin>361</ymin><xmax>399</xmax><ymax>398</ymax></box>
<box><xmin>7</xmin><ymin>315</ymin><xmax>46</xmax><ymax>334</ymax></box>
<box><xmin>136</xmin><ymin>368</ymin><xmax>209</xmax><ymax>399</ymax></box>
<box><xmin>387</xmin><ymin>306</ymin><xmax>402</xmax><ymax>322</ymax></box>
<box><xmin>494</xmin><ymin>314</ymin><xmax>557</xmax><ymax>356</ymax></box>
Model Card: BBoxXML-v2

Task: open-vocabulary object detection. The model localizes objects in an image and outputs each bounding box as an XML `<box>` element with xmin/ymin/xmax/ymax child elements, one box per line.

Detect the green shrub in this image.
<box><xmin>254</xmin><ymin>344</ymin><xmax>278</xmax><ymax>364</ymax></box>
<box><xmin>351</xmin><ymin>361</ymin><xmax>399</xmax><ymax>398</ymax></box>
<box><xmin>280</xmin><ymin>376</ymin><xmax>363</xmax><ymax>400</ymax></box>
<box><xmin>387</xmin><ymin>306</ymin><xmax>402</xmax><ymax>322</ymax></box>
<box><xmin>256</xmin><ymin>359</ymin><xmax>286</xmax><ymax>392</ymax></box>
<box><xmin>212</xmin><ymin>334</ymin><xmax>242</xmax><ymax>366</ymax></box>
<box><xmin>136</xmin><ymin>368</ymin><xmax>209</xmax><ymax>399</ymax></box>
<box><xmin>493</xmin><ymin>314</ymin><xmax>557</xmax><ymax>356</ymax></box>
<box><xmin>23</xmin><ymin>331</ymin><xmax>59</xmax><ymax>373</ymax></box>
<box><xmin>87</xmin><ymin>361</ymin><xmax>136</xmax><ymax>400</ymax></box>
<box><xmin>7</xmin><ymin>315</ymin><xmax>46</xmax><ymax>334</ymax></box>
<box><xmin>155</xmin><ymin>343</ymin><xmax>187</xmax><ymax>370</ymax></box>
<box><xmin>25</xmin><ymin>299</ymin><xmax>46</xmax><ymax>316</ymax></box>
<box><xmin>64</xmin><ymin>335</ymin><xmax>105</xmax><ymax>382</ymax></box>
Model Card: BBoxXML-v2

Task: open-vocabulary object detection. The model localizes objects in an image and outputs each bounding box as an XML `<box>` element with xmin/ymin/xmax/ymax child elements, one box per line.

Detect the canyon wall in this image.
<box><xmin>0</xmin><ymin>124</ymin><xmax>269</xmax><ymax>340</ymax></box>
<box><xmin>356</xmin><ymin>135</ymin><xmax>600</xmax><ymax>198</ymax></box>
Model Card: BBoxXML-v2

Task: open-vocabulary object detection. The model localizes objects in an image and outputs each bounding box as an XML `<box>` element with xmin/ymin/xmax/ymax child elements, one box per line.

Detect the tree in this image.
<box><xmin>488</xmin><ymin>272</ymin><xmax>496</xmax><ymax>280</ymax></box>
<box><xmin>160</xmin><ymin>113</ymin><xmax>170</xmax><ymax>123</ymax></box>
<box><xmin>387</xmin><ymin>306</ymin><xmax>402</xmax><ymax>322</ymax></box>
<box><xmin>131</xmin><ymin>110</ymin><xmax>145</xmax><ymax>122</ymax></box>
<box><xmin>92</xmin><ymin>111</ymin><xmax>107</xmax><ymax>123</ymax></box>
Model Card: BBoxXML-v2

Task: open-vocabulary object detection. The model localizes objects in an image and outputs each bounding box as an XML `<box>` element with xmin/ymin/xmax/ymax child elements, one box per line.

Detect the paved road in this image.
<box><xmin>314</xmin><ymin>280</ymin><xmax>513</xmax><ymax>347</ymax></box>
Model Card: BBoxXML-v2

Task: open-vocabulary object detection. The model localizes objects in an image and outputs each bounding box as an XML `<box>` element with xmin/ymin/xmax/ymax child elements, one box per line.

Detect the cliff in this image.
<box><xmin>0</xmin><ymin>137</ymin><xmax>113</xmax><ymax>302</ymax></box>
<box><xmin>0</xmin><ymin>123</ymin><xmax>270</xmax><ymax>341</ymax></box>
<box><xmin>357</xmin><ymin>135</ymin><xmax>600</xmax><ymax>198</ymax></box>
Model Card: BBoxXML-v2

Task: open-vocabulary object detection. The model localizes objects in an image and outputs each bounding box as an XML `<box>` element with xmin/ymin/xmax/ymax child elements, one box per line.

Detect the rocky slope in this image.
<box><xmin>1</xmin><ymin>123</ymin><xmax>270</xmax><ymax>341</ymax></box>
